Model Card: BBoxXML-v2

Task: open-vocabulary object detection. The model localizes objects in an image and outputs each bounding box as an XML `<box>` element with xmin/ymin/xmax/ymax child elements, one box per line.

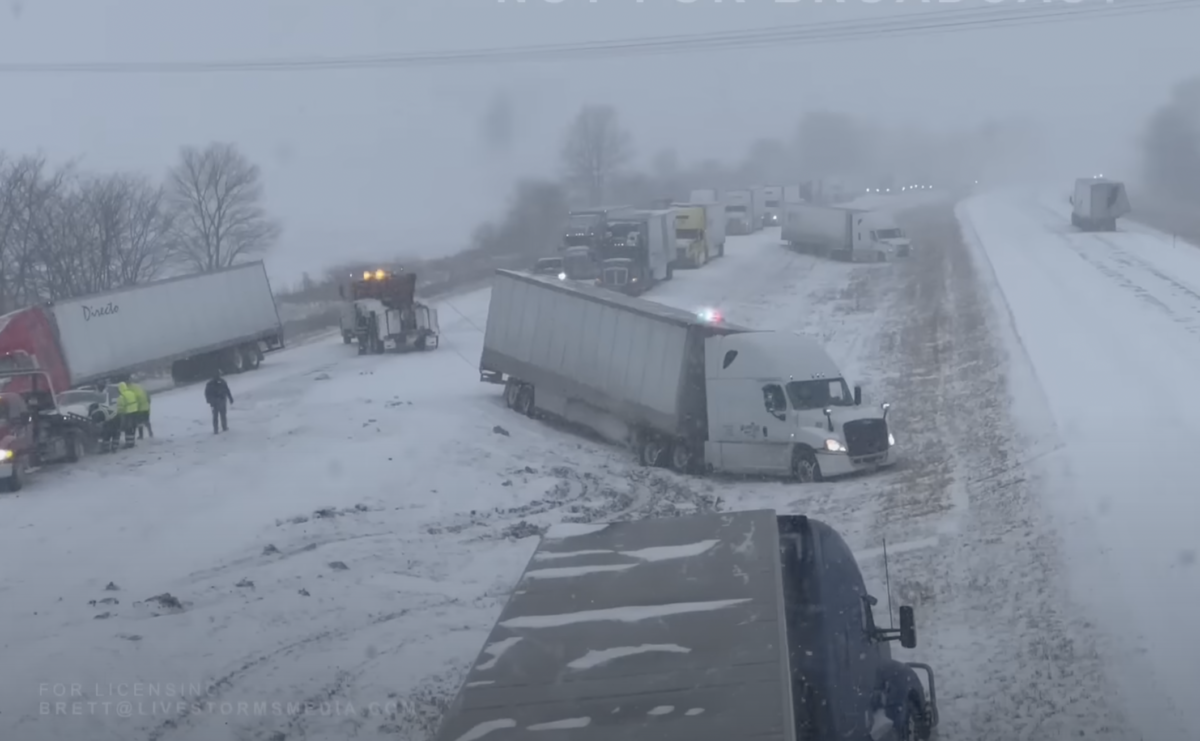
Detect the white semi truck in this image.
<box><xmin>597</xmin><ymin>208</ymin><xmax>676</xmax><ymax>295</ymax></box>
<box><xmin>782</xmin><ymin>203</ymin><xmax>912</xmax><ymax>261</ymax></box>
<box><xmin>1070</xmin><ymin>177</ymin><xmax>1130</xmax><ymax>232</ymax></box>
<box><xmin>479</xmin><ymin>270</ymin><xmax>897</xmax><ymax>481</ymax></box>
<box><xmin>0</xmin><ymin>262</ymin><xmax>285</xmax><ymax>386</ymax></box>
<box><xmin>724</xmin><ymin>189</ymin><xmax>755</xmax><ymax>234</ymax></box>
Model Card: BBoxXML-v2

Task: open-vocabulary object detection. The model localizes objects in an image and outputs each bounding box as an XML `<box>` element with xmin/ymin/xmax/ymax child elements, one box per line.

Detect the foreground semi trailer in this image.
<box><xmin>433</xmin><ymin>510</ymin><xmax>939</xmax><ymax>741</ymax></box>
<box><xmin>0</xmin><ymin>262</ymin><xmax>284</xmax><ymax>391</ymax></box>
<box><xmin>480</xmin><ymin>270</ymin><xmax>896</xmax><ymax>481</ymax></box>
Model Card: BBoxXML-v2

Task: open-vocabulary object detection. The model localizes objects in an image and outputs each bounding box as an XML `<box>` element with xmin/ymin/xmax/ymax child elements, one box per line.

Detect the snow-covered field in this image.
<box><xmin>1</xmin><ymin>187</ymin><xmax>1192</xmax><ymax>740</ymax></box>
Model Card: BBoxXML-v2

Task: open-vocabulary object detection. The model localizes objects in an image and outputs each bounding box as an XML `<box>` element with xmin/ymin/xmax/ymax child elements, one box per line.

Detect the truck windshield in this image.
<box><xmin>786</xmin><ymin>378</ymin><xmax>854</xmax><ymax>410</ymax></box>
<box><xmin>875</xmin><ymin>228</ymin><xmax>904</xmax><ymax>239</ymax></box>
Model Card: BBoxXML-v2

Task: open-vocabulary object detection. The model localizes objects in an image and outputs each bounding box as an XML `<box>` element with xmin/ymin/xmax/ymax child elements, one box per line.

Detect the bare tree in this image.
<box><xmin>167</xmin><ymin>142</ymin><xmax>280</xmax><ymax>272</ymax></box>
<box><xmin>560</xmin><ymin>105</ymin><xmax>633</xmax><ymax>206</ymax></box>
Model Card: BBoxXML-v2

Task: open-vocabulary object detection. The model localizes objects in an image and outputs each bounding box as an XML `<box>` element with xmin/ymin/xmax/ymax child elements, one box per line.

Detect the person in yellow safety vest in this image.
<box><xmin>115</xmin><ymin>382</ymin><xmax>139</xmax><ymax>449</ymax></box>
<box><xmin>129</xmin><ymin>382</ymin><xmax>152</xmax><ymax>439</ymax></box>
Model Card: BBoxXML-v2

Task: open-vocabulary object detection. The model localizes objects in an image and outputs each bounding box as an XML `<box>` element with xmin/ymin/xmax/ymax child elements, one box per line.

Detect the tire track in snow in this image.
<box><xmin>866</xmin><ymin>201</ymin><xmax>1137</xmax><ymax>740</ymax></box>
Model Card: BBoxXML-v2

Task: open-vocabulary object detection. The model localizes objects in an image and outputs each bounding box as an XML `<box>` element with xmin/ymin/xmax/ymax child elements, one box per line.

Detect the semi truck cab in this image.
<box><xmin>701</xmin><ymin>331</ymin><xmax>896</xmax><ymax>481</ymax></box>
<box><xmin>870</xmin><ymin>226</ymin><xmax>912</xmax><ymax>257</ymax></box>
<box><xmin>673</xmin><ymin>207</ymin><xmax>709</xmax><ymax>268</ymax></box>
<box><xmin>340</xmin><ymin>270</ymin><xmax>439</xmax><ymax>353</ymax></box>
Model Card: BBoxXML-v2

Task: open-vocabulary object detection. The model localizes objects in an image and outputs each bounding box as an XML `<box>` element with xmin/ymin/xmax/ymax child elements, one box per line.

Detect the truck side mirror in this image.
<box><xmin>854</xmin><ymin>385</ymin><xmax>862</xmax><ymax>405</ymax></box>
<box><xmin>899</xmin><ymin>605</ymin><xmax>917</xmax><ymax>648</ymax></box>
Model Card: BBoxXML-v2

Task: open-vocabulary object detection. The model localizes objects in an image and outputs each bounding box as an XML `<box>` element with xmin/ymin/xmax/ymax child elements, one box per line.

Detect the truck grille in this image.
<box><xmin>843</xmin><ymin>419</ymin><xmax>888</xmax><ymax>457</ymax></box>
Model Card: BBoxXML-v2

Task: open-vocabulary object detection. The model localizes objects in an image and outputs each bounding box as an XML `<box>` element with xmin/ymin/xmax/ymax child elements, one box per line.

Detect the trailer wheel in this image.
<box><xmin>514</xmin><ymin>385</ymin><xmax>535</xmax><ymax>417</ymax></box>
<box><xmin>639</xmin><ymin>436</ymin><xmax>666</xmax><ymax>468</ymax></box>
<box><xmin>241</xmin><ymin>346</ymin><xmax>261</xmax><ymax>370</ymax></box>
<box><xmin>503</xmin><ymin>380</ymin><xmax>519</xmax><ymax>409</ymax></box>
<box><xmin>792</xmin><ymin>449</ymin><xmax>823</xmax><ymax>483</ymax></box>
<box><xmin>905</xmin><ymin>697</ymin><xmax>932</xmax><ymax>741</ymax></box>
<box><xmin>669</xmin><ymin>440</ymin><xmax>694</xmax><ymax>474</ymax></box>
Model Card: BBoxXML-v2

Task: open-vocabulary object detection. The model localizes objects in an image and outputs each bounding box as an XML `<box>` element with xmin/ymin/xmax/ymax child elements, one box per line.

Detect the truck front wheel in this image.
<box><xmin>792</xmin><ymin>449</ymin><xmax>823</xmax><ymax>483</ymax></box>
<box><xmin>4</xmin><ymin>456</ymin><xmax>25</xmax><ymax>492</ymax></box>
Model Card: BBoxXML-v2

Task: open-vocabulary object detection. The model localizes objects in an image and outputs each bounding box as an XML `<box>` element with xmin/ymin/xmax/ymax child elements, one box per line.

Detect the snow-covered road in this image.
<box><xmin>2</xmin><ymin>187</ymin><xmax>1108</xmax><ymax>741</ymax></box>
<box><xmin>962</xmin><ymin>191</ymin><xmax>1200</xmax><ymax>740</ymax></box>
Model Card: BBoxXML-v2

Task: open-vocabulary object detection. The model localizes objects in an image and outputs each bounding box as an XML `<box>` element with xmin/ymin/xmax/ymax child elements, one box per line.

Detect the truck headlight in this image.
<box><xmin>0</xmin><ymin>449</ymin><xmax>12</xmax><ymax>461</ymax></box>
<box><xmin>823</xmin><ymin>439</ymin><xmax>847</xmax><ymax>453</ymax></box>
<box><xmin>557</xmin><ymin>272</ymin><xmax>567</xmax><ymax>280</ymax></box>
<box><xmin>888</xmin><ymin>433</ymin><xmax>896</xmax><ymax>446</ymax></box>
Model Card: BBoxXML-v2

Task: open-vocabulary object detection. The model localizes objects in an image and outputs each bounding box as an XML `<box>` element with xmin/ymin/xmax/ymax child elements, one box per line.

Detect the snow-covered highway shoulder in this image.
<box><xmin>961</xmin><ymin>190</ymin><xmax>1200</xmax><ymax>740</ymax></box>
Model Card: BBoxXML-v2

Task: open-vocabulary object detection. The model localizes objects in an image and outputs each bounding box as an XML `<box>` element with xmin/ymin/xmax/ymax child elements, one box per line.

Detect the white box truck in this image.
<box><xmin>480</xmin><ymin>270</ymin><xmax>897</xmax><ymax>480</ymax></box>
<box><xmin>750</xmin><ymin>186</ymin><xmax>768</xmax><ymax>229</ymax></box>
<box><xmin>1071</xmin><ymin>177</ymin><xmax>1130</xmax><ymax>232</ymax></box>
<box><xmin>11</xmin><ymin>262</ymin><xmax>285</xmax><ymax>386</ymax></box>
<box><xmin>762</xmin><ymin>185</ymin><xmax>784</xmax><ymax>227</ymax></box>
<box><xmin>724</xmin><ymin>189</ymin><xmax>754</xmax><ymax>234</ymax></box>
<box><xmin>782</xmin><ymin>203</ymin><xmax>911</xmax><ymax>261</ymax></box>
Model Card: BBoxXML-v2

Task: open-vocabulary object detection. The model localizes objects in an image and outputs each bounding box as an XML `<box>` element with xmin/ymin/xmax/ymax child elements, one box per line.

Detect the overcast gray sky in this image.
<box><xmin>0</xmin><ymin>0</ymin><xmax>1195</xmax><ymax>287</ymax></box>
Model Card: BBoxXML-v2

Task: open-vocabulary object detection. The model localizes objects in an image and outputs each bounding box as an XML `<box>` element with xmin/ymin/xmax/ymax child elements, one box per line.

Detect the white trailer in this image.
<box><xmin>480</xmin><ymin>269</ymin><xmax>896</xmax><ymax>480</ymax></box>
<box><xmin>48</xmin><ymin>262</ymin><xmax>284</xmax><ymax>384</ymax></box>
<box><xmin>750</xmin><ymin>186</ymin><xmax>768</xmax><ymax>230</ymax></box>
<box><xmin>761</xmin><ymin>185</ymin><xmax>784</xmax><ymax>227</ymax></box>
<box><xmin>689</xmin><ymin>188</ymin><xmax>719</xmax><ymax>204</ymax></box>
<box><xmin>724</xmin><ymin>189</ymin><xmax>754</xmax><ymax>234</ymax></box>
<box><xmin>781</xmin><ymin>203</ymin><xmax>910</xmax><ymax>261</ymax></box>
<box><xmin>1071</xmin><ymin>177</ymin><xmax>1130</xmax><ymax>232</ymax></box>
<box><xmin>702</xmin><ymin>201</ymin><xmax>726</xmax><ymax>258</ymax></box>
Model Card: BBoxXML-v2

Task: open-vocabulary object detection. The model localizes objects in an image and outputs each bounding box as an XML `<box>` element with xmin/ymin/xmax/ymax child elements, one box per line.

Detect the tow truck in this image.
<box><xmin>338</xmin><ymin>269</ymin><xmax>439</xmax><ymax>354</ymax></box>
<box><xmin>0</xmin><ymin>351</ymin><xmax>95</xmax><ymax>491</ymax></box>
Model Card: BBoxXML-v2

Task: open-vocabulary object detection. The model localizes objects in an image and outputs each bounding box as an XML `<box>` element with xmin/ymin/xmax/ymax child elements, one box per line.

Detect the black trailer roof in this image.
<box><xmin>434</xmin><ymin>510</ymin><xmax>795</xmax><ymax>741</ymax></box>
<box><xmin>494</xmin><ymin>269</ymin><xmax>752</xmax><ymax>336</ymax></box>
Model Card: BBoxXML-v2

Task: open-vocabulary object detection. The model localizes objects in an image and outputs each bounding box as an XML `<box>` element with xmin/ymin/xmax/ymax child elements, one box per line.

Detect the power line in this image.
<box><xmin>0</xmin><ymin>0</ymin><xmax>1194</xmax><ymax>74</ymax></box>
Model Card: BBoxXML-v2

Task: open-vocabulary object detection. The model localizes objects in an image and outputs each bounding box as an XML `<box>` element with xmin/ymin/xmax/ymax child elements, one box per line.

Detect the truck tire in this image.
<box><xmin>241</xmin><ymin>345</ymin><xmax>261</xmax><ymax>370</ymax></box>
<box><xmin>4</xmin><ymin>456</ymin><xmax>25</xmax><ymax>492</ymax></box>
<box><xmin>669</xmin><ymin>439</ymin><xmax>695</xmax><ymax>474</ymax></box>
<box><xmin>792</xmin><ymin>449</ymin><xmax>823</xmax><ymax>483</ymax></box>
<box><xmin>514</xmin><ymin>385</ymin><xmax>535</xmax><ymax>417</ymax></box>
<box><xmin>639</xmin><ymin>435</ymin><xmax>666</xmax><ymax>468</ymax></box>
<box><xmin>503</xmin><ymin>380</ymin><xmax>520</xmax><ymax>409</ymax></box>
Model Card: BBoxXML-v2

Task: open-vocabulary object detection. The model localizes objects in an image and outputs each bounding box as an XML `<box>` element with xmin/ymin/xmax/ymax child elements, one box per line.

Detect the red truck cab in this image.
<box><xmin>0</xmin><ymin>307</ymin><xmax>71</xmax><ymax>395</ymax></box>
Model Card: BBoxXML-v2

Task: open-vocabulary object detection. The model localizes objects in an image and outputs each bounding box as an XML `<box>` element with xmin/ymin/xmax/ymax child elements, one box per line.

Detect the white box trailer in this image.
<box><xmin>1071</xmin><ymin>177</ymin><xmax>1130</xmax><ymax>232</ymax></box>
<box><xmin>761</xmin><ymin>185</ymin><xmax>784</xmax><ymax>226</ymax></box>
<box><xmin>480</xmin><ymin>269</ymin><xmax>896</xmax><ymax>479</ymax></box>
<box><xmin>49</xmin><ymin>261</ymin><xmax>284</xmax><ymax>385</ymax></box>
<box><xmin>724</xmin><ymin>189</ymin><xmax>754</xmax><ymax>234</ymax></box>
<box><xmin>781</xmin><ymin>204</ymin><xmax>910</xmax><ymax>262</ymax></box>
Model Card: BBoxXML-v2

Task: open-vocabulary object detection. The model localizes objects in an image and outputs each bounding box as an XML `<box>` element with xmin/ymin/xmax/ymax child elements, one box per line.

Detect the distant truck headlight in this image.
<box><xmin>557</xmin><ymin>272</ymin><xmax>567</xmax><ymax>280</ymax></box>
<box><xmin>888</xmin><ymin>433</ymin><xmax>895</xmax><ymax>446</ymax></box>
<box><xmin>0</xmin><ymin>449</ymin><xmax>12</xmax><ymax>461</ymax></box>
<box><xmin>824</xmin><ymin>439</ymin><xmax>847</xmax><ymax>453</ymax></box>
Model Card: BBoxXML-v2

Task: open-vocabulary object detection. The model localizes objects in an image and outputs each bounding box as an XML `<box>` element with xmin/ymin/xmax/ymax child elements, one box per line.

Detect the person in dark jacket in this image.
<box><xmin>204</xmin><ymin>371</ymin><xmax>234</xmax><ymax>433</ymax></box>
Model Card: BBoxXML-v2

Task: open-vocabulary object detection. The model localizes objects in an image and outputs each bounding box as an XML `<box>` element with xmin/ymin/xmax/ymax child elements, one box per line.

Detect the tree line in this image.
<box><xmin>0</xmin><ymin>142</ymin><xmax>279</xmax><ymax>314</ymax></box>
